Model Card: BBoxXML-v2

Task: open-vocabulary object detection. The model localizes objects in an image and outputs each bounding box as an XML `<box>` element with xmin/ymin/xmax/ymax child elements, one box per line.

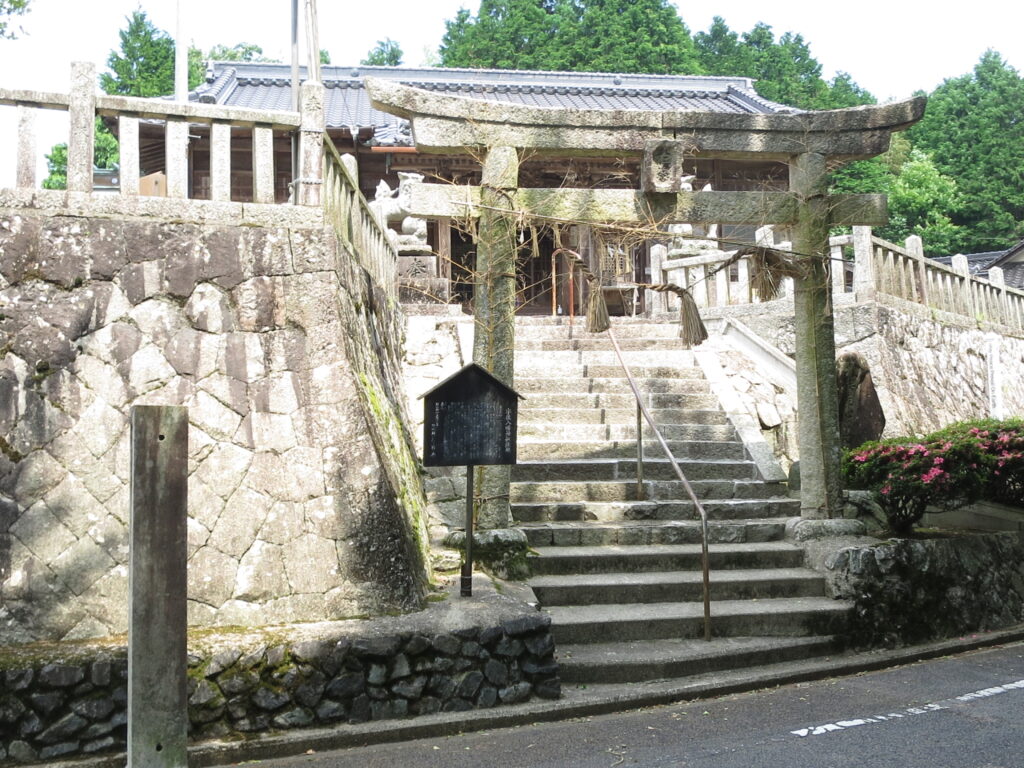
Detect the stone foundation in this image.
<box><xmin>0</xmin><ymin>580</ymin><xmax>559</xmax><ymax>765</ymax></box>
<box><xmin>819</xmin><ymin>531</ymin><xmax>1024</xmax><ymax>647</ymax></box>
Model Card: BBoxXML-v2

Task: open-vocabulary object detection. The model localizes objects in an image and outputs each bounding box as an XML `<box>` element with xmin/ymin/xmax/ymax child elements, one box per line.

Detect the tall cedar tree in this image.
<box><xmin>362</xmin><ymin>38</ymin><xmax>404</xmax><ymax>67</ymax></box>
<box><xmin>44</xmin><ymin>11</ymin><xmax>207</xmax><ymax>188</ymax></box>
<box><xmin>440</xmin><ymin>0</ymin><xmax>700</xmax><ymax>74</ymax></box>
<box><xmin>909</xmin><ymin>50</ymin><xmax>1024</xmax><ymax>253</ymax></box>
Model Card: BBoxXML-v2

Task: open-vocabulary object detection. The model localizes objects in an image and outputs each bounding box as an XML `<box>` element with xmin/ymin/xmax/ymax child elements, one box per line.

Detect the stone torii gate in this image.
<box><xmin>368</xmin><ymin>78</ymin><xmax>925</xmax><ymax>534</ymax></box>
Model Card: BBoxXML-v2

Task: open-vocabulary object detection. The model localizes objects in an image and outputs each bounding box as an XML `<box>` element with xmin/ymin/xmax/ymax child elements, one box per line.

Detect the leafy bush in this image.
<box><xmin>843</xmin><ymin>419</ymin><xmax>1024</xmax><ymax>534</ymax></box>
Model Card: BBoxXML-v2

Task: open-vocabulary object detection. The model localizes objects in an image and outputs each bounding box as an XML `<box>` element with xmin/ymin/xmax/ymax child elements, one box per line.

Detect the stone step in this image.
<box><xmin>518</xmin><ymin>423</ymin><xmax>736</xmax><ymax>442</ymax></box>
<box><xmin>529</xmin><ymin>567</ymin><xmax>826</xmax><ymax>606</ymax></box>
<box><xmin>511</xmin><ymin>458</ymin><xmax>759</xmax><ymax>483</ymax></box>
<box><xmin>518</xmin><ymin>392</ymin><xmax>722</xmax><ymax>411</ymax></box>
<box><xmin>514</xmin><ymin>362</ymin><xmax>704</xmax><ymax>380</ymax></box>
<box><xmin>545</xmin><ymin>597</ymin><xmax>851</xmax><ymax>643</ymax></box>
<box><xmin>527</xmin><ymin>542</ymin><xmax>806</xmax><ymax>576</ymax></box>
<box><xmin>511</xmin><ymin>497</ymin><xmax>800</xmax><ymax>523</ymax></box>
<box><xmin>511</xmin><ymin>479</ymin><xmax>786</xmax><ymax>503</ymax></box>
<box><xmin>517</xmin><ymin>338</ymin><xmax>691</xmax><ymax>352</ymax></box>
<box><xmin>519</xmin><ymin>518</ymin><xmax>790</xmax><ymax>547</ymax></box>
<box><xmin>513</xmin><ymin>350</ymin><xmax>697</xmax><ymax>367</ymax></box>
<box><xmin>515</xmin><ymin>377</ymin><xmax>710</xmax><ymax>395</ymax></box>
<box><xmin>516</xmin><ymin>438</ymin><xmax>745</xmax><ymax>461</ymax></box>
<box><xmin>515</xmin><ymin>322</ymin><xmax>684</xmax><ymax>340</ymax></box>
<box><xmin>555</xmin><ymin>635</ymin><xmax>840</xmax><ymax>684</ymax></box>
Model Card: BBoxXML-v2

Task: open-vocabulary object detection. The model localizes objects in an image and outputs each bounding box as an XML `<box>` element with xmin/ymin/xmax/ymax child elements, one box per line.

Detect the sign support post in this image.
<box><xmin>463</xmin><ymin>465</ymin><xmax>474</xmax><ymax>596</ymax></box>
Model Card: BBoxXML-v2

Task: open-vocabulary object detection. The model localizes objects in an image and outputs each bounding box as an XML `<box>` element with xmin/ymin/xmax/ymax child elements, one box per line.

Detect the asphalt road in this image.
<box><xmin>245</xmin><ymin>641</ymin><xmax>1024</xmax><ymax>768</ymax></box>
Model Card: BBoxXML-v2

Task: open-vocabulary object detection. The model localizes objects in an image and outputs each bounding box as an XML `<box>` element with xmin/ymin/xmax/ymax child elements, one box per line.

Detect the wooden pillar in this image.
<box><xmin>473</xmin><ymin>146</ymin><xmax>519</xmax><ymax>529</ymax></box>
<box><xmin>128</xmin><ymin>406</ymin><xmax>188</xmax><ymax>768</ymax></box>
<box><xmin>790</xmin><ymin>152</ymin><xmax>843</xmax><ymax>518</ymax></box>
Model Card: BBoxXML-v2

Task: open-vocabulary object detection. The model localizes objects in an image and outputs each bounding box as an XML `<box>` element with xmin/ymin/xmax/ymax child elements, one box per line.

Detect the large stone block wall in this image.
<box><xmin>707</xmin><ymin>298</ymin><xmax>1024</xmax><ymax>443</ymax></box>
<box><xmin>820</xmin><ymin>531</ymin><xmax>1024</xmax><ymax>647</ymax></box>
<box><xmin>0</xmin><ymin>209</ymin><xmax>429</xmax><ymax>644</ymax></box>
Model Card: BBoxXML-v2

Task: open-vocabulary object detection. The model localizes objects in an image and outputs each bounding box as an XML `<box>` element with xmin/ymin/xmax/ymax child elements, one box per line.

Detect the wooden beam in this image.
<box><xmin>407</xmin><ymin>183</ymin><xmax>887</xmax><ymax>226</ymax></box>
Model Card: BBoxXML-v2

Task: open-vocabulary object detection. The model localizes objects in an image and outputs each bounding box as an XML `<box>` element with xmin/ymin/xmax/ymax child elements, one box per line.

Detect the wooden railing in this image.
<box><xmin>652</xmin><ymin>225</ymin><xmax>1024</xmax><ymax>333</ymax></box>
<box><xmin>322</xmin><ymin>135</ymin><xmax>398</xmax><ymax>301</ymax></box>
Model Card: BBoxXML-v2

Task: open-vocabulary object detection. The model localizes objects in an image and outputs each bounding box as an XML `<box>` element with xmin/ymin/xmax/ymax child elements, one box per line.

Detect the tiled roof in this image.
<box><xmin>192</xmin><ymin>62</ymin><xmax>799</xmax><ymax>143</ymax></box>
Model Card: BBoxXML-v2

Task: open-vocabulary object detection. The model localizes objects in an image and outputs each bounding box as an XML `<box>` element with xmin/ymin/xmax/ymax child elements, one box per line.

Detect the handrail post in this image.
<box><xmin>67</xmin><ymin>62</ymin><xmax>96</xmax><ymax>194</ymax></box>
<box><xmin>636</xmin><ymin>402</ymin><xmax>645</xmax><ymax>500</ymax></box>
<box><xmin>606</xmin><ymin>328</ymin><xmax>711</xmax><ymax>642</ymax></box>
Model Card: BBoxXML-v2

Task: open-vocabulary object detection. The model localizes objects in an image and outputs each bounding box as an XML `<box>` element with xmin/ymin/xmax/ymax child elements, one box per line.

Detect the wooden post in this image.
<box><xmin>472</xmin><ymin>146</ymin><xmax>519</xmax><ymax>529</ymax></box>
<box><xmin>16</xmin><ymin>106</ymin><xmax>35</xmax><ymax>189</ymax></box>
<box><xmin>129</xmin><ymin>406</ymin><xmax>188</xmax><ymax>768</ymax></box>
<box><xmin>298</xmin><ymin>81</ymin><xmax>325</xmax><ymax>206</ymax></box>
<box><xmin>790</xmin><ymin>152</ymin><xmax>843</xmax><ymax>518</ymax></box>
<box><xmin>67</xmin><ymin>62</ymin><xmax>96</xmax><ymax>194</ymax></box>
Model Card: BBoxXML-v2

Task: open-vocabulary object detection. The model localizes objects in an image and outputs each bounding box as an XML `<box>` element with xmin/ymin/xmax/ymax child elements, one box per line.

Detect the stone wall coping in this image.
<box><xmin>0</xmin><ymin>189</ymin><xmax>325</xmax><ymax>229</ymax></box>
<box><xmin>0</xmin><ymin>576</ymin><xmax>541</xmax><ymax>667</ymax></box>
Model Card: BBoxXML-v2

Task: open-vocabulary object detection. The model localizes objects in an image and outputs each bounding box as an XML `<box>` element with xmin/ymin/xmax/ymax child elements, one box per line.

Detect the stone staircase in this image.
<box><xmin>511</xmin><ymin>316</ymin><xmax>851</xmax><ymax>689</ymax></box>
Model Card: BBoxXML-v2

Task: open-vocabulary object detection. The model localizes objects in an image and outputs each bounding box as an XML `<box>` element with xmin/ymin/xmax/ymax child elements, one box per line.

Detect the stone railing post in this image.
<box><xmin>851</xmin><ymin>226</ymin><xmax>876</xmax><ymax>301</ymax></box>
<box><xmin>988</xmin><ymin>266</ymin><xmax>1006</xmax><ymax>325</ymax></box>
<box><xmin>647</xmin><ymin>243</ymin><xmax>666</xmax><ymax>314</ymax></box>
<box><xmin>952</xmin><ymin>253</ymin><xmax>973</xmax><ymax>318</ymax></box>
<box><xmin>67</xmin><ymin>62</ymin><xmax>96</xmax><ymax>193</ymax></box>
<box><xmin>298</xmin><ymin>81</ymin><xmax>325</xmax><ymax>206</ymax></box>
<box><xmin>829</xmin><ymin>239</ymin><xmax>846</xmax><ymax>295</ymax></box>
<box><xmin>905</xmin><ymin>234</ymin><xmax>929</xmax><ymax>306</ymax></box>
<box><xmin>16</xmin><ymin>106</ymin><xmax>35</xmax><ymax>189</ymax></box>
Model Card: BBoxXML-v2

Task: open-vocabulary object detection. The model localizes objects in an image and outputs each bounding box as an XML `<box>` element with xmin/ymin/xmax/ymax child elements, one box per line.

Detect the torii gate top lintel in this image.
<box><xmin>366</xmin><ymin>77</ymin><xmax>925</xmax><ymax>160</ymax></box>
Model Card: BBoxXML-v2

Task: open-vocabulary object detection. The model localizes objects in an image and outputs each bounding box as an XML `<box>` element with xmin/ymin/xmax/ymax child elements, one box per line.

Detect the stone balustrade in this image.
<box><xmin>652</xmin><ymin>225</ymin><xmax>1024</xmax><ymax>335</ymax></box>
<box><xmin>322</xmin><ymin>136</ymin><xmax>398</xmax><ymax>302</ymax></box>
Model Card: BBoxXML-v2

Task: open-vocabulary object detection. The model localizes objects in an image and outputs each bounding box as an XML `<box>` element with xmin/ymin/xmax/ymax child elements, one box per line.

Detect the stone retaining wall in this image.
<box><xmin>0</xmin><ymin>582</ymin><xmax>559</xmax><ymax>764</ymax></box>
<box><xmin>0</xmin><ymin>208</ymin><xmax>430</xmax><ymax>643</ymax></box>
<box><xmin>821</xmin><ymin>531</ymin><xmax>1024</xmax><ymax>647</ymax></box>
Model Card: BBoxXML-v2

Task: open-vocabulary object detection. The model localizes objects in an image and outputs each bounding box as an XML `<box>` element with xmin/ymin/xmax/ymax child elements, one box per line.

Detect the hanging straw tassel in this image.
<box><xmin>677</xmin><ymin>288</ymin><xmax>708</xmax><ymax>347</ymax></box>
<box><xmin>585</xmin><ymin>275</ymin><xmax>610</xmax><ymax>333</ymax></box>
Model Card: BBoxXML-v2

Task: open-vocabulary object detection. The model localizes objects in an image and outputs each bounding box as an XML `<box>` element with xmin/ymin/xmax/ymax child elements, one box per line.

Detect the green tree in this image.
<box><xmin>362</xmin><ymin>38</ymin><xmax>403</xmax><ymax>66</ymax></box>
<box><xmin>208</xmin><ymin>42</ymin><xmax>277</xmax><ymax>62</ymax></box>
<box><xmin>909</xmin><ymin>50</ymin><xmax>1024</xmax><ymax>253</ymax></box>
<box><xmin>0</xmin><ymin>0</ymin><xmax>30</xmax><ymax>39</ymax></box>
<box><xmin>100</xmin><ymin>10</ymin><xmax>204</xmax><ymax>97</ymax></box>
<box><xmin>440</xmin><ymin>0</ymin><xmax>701</xmax><ymax>74</ymax></box>
<box><xmin>695</xmin><ymin>17</ymin><xmax>873</xmax><ymax>110</ymax></box>
<box><xmin>43</xmin><ymin>10</ymin><xmax>207</xmax><ymax>189</ymax></box>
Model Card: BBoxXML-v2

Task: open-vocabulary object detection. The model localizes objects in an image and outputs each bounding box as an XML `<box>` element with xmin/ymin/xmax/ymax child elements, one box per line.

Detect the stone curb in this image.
<box><xmin>50</xmin><ymin>623</ymin><xmax>1024</xmax><ymax>768</ymax></box>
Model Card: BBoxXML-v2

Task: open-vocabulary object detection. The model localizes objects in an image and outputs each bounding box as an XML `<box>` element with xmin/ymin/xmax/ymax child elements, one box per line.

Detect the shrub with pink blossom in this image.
<box><xmin>841</xmin><ymin>418</ymin><xmax>1024</xmax><ymax>533</ymax></box>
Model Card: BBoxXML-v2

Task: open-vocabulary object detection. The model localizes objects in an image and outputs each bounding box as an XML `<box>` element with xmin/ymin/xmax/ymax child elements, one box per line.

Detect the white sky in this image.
<box><xmin>0</xmin><ymin>0</ymin><xmax>1021</xmax><ymax>186</ymax></box>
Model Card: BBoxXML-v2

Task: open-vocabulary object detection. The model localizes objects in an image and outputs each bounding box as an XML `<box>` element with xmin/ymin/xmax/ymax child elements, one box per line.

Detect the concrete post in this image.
<box><xmin>67</xmin><ymin>62</ymin><xmax>96</xmax><ymax>194</ymax></box>
<box><xmin>790</xmin><ymin>152</ymin><xmax>843</xmax><ymax>518</ymax></box>
<box><xmin>298</xmin><ymin>81</ymin><xmax>325</xmax><ymax>206</ymax></box>
<box><xmin>128</xmin><ymin>406</ymin><xmax>188</xmax><ymax>768</ymax></box>
<box><xmin>473</xmin><ymin>146</ymin><xmax>519</xmax><ymax>530</ymax></box>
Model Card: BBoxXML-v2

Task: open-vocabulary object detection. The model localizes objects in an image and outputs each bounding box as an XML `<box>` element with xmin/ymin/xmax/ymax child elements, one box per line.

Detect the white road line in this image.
<box><xmin>790</xmin><ymin>679</ymin><xmax>1024</xmax><ymax>737</ymax></box>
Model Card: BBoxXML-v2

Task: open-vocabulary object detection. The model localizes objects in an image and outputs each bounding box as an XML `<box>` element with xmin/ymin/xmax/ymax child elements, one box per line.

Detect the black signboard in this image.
<box><xmin>422</xmin><ymin>364</ymin><xmax>521</xmax><ymax>467</ymax></box>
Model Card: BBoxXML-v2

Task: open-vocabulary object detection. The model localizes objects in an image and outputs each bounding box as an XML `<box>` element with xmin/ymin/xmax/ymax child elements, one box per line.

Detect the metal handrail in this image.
<box><xmin>563</xmin><ymin>253</ymin><xmax>712</xmax><ymax>641</ymax></box>
<box><xmin>604</xmin><ymin>327</ymin><xmax>713</xmax><ymax>642</ymax></box>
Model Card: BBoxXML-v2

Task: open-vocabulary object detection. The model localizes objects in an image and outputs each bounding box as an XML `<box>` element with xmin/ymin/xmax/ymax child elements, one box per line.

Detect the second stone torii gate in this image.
<box><xmin>367</xmin><ymin>77</ymin><xmax>925</xmax><ymax>537</ymax></box>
